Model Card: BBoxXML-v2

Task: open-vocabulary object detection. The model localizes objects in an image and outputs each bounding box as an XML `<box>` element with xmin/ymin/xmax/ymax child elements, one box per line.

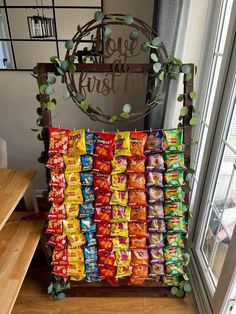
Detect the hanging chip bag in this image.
<box><xmin>164</xmin><ymin>170</ymin><xmax>185</xmax><ymax>186</ymax></box>
<box><xmin>85</xmin><ymin>131</ymin><xmax>95</xmax><ymax>154</ymax></box>
<box><xmin>80</xmin><ymin>171</ymin><xmax>93</xmax><ymax>186</ymax></box>
<box><xmin>114</xmin><ymin>131</ymin><xmax>131</xmax><ymax>157</ymax></box>
<box><xmin>81</xmin><ymin>217</ymin><xmax>96</xmax><ymax>233</ymax></box>
<box><xmin>147</xmin><ymin>154</ymin><xmax>165</xmax><ymax>171</ymax></box>
<box><xmin>94</xmin><ymin>132</ymin><xmax>115</xmax><ymax>160</ymax></box>
<box><xmin>112</xmin><ymin>237</ymin><xmax>129</xmax><ymax>251</ymax></box>
<box><xmin>111</xmin><ymin>156</ymin><xmax>127</xmax><ymax>174</ymax></box>
<box><xmin>163</xmin><ymin>128</ymin><xmax>184</xmax><ymax>152</ymax></box>
<box><xmin>164</xmin><ymin>152</ymin><xmax>186</xmax><ymax>170</ymax></box>
<box><xmin>166</xmin><ymin>217</ymin><xmax>187</xmax><ymax>233</ymax></box>
<box><xmin>81</xmin><ymin>154</ymin><xmax>93</xmax><ymax>171</ymax></box>
<box><xmin>130</xmin><ymin>132</ymin><xmax>147</xmax><ymax>157</ymax></box>
<box><xmin>111</xmin><ymin>173</ymin><xmax>127</xmax><ymax>190</ymax></box>
<box><xmin>165</xmin><ymin>233</ymin><xmax>184</xmax><ymax>247</ymax></box>
<box><xmin>94</xmin><ymin>206</ymin><xmax>112</xmax><ymax>222</ymax></box>
<box><xmin>164</xmin><ymin>187</ymin><xmax>184</xmax><ymax>202</ymax></box>
<box><xmin>48</xmin><ymin>127</ymin><xmax>69</xmax><ymax>155</ymax></box>
<box><xmin>68</xmin><ymin>233</ymin><xmax>86</xmax><ymax>248</ymax></box>
<box><xmin>68</xmin><ymin>129</ymin><xmax>86</xmax><ymax>155</ymax></box>
<box><xmin>63</xmin><ymin>154</ymin><xmax>82</xmax><ymax>173</ymax></box>
<box><xmin>144</xmin><ymin>130</ymin><xmax>163</xmax><ymax>154</ymax></box>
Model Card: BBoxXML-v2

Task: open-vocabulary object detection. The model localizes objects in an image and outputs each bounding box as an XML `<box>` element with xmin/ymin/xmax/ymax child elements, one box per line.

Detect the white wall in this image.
<box><xmin>0</xmin><ymin>0</ymin><xmax>154</xmax><ymax>193</ymax></box>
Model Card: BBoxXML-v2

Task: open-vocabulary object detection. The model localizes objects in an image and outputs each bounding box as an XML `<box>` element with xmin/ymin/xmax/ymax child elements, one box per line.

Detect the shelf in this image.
<box><xmin>0</xmin><ymin>211</ymin><xmax>44</xmax><ymax>314</ymax></box>
<box><xmin>0</xmin><ymin>169</ymin><xmax>36</xmax><ymax>231</ymax></box>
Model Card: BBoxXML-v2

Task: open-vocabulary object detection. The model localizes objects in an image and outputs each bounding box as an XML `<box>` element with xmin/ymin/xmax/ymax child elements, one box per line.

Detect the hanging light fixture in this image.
<box><xmin>27</xmin><ymin>0</ymin><xmax>55</xmax><ymax>38</ymax></box>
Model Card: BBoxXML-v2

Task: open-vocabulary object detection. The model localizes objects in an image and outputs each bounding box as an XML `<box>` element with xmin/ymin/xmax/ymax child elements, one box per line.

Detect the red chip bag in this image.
<box><xmin>95</xmin><ymin>191</ymin><xmax>112</xmax><ymax>205</ymax></box>
<box><xmin>129</xmin><ymin>191</ymin><xmax>147</xmax><ymax>206</ymax></box>
<box><xmin>48</xmin><ymin>127</ymin><xmax>69</xmax><ymax>155</ymax></box>
<box><xmin>96</xmin><ymin>223</ymin><xmax>111</xmax><ymax>236</ymax></box>
<box><xmin>51</xmin><ymin>248</ymin><xmax>68</xmax><ymax>266</ymax></box>
<box><xmin>46</xmin><ymin>154</ymin><xmax>64</xmax><ymax>170</ymax></box>
<box><xmin>99</xmin><ymin>265</ymin><xmax>116</xmax><ymax>279</ymax></box>
<box><xmin>94</xmin><ymin>173</ymin><xmax>112</xmax><ymax>192</ymax></box>
<box><xmin>47</xmin><ymin>204</ymin><xmax>67</xmax><ymax>220</ymax></box>
<box><xmin>93</xmin><ymin>158</ymin><xmax>112</xmax><ymax>174</ymax></box>
<box><xmin>94</xmin><ymin>206</ymin><xmax>112</xmax><ymax>222</ymax></box>
<box><xmin>98</xmin><ymin>251</ymin><xmax>116</xmax><ymax>266</ymax></box>
<box><xmin>49</xmin><ymin>170</ymin><xmax>66</xmax><ymax>188</ymax></box>
<box><xmin>45</xmin><ymin>219</ymin><xmax>63</xmax><ymax>235</ymax></box>
<box><xmin>97</xmin><ymin>237</ymin><xmax>113</xmax><ymax>252</ymax></box>
<box><xmin>128</xmin><ymin>174</ymin><xmax>146</xmax><ymax>190</ymax></box>
<box><xmin>48</xmin><ymin>187</ymin><xmax>64</xmax><ymax>204</ymax></box>
<box><xmin>130</xmin><ymin>206</ymin><xmax>147</xmax><ymax>221</ymax></box>
<box><xmin>47</xmin><ymin>235</ymin><xmax>67</xmax><ymax>249</ymax></box>
<box><xmin>94</xmin><ymin>132</ymin><xmax>115</xmax><ymax>160</ymax></box>
<box><xmin>130</xmin><ymin>132</ymin><xmax>147</xmax><ymax>158</ymax></box>
<box><xmin>131</xmin><ymin>250</ymin><xmax>149</xmax><ymax>266</ymax></box>
<box><xmin>52</xmin><ymin>265</ymin><xmax>68</xmax><ymax>278</ymax></box>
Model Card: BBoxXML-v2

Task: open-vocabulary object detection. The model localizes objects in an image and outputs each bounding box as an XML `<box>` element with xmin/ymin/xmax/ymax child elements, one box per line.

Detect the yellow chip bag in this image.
<box><xmin>70</xmin><ymin>273</ymin><xmax>86</xmax><ymax>281</ymax></box>
<box><xmin>116</xmin><ymin>266</ymin><xmax>133</xmax><ymax>278</ymax></box>
<box><xmin>65</xmin><ymin>172</ymin><xmax>81</xmax><ymax>187</ymax></box>
<box><xmin>68</xmin><ymin>233</ymin><xmax>86</xmax><ymax>248</ymax></box>
<box><xmin>111</xmin><ymin>173</ymin><xmax>127</xmax><ymax>190</ymax></box>
<box><xmin>67</xmin><ymin>262</ymin><xmax>85</xmax><ymax>277</ymax></box>
<box><xmin>64</xmin><ymin>187</ymin><xmax>83</xmax><ymax>204</ymax></box>
<box><xmin>112</xmin><ymin>205</ymin><xmax>131</xmax><ymax>222</ymax></box>
<box><xmin>63</xmin><ymin>219</ymin><xmax>80</xmax><ymax>235</ymax></box>
<box><xmin>114</xmin><ymin>131</ymin><xmax>131</xmax><ymax>157</ymax></box>
<box><xmin>110</xmin><ymin>190</ymin><xmax>128</xmax><ymax>206</ymax></box>
<box><xmin>68</xmin><ymin>246</ymin><xmax>84</xmax><ymax>263</ymax></box>
<box><xmin>111</xmin><ymin>222</ymin><xmax>129</xmax><ymax>237</ymax></box>
<box><xmin>65</xmin><ymin>204</ymin><xmax>79</xmax><ymax>219</ymax></box>
<box><xmin>112</xmin><ymin>236</ymin><xmax>129</xmax><ymax>251</ymax></box>
<box><xmin>63</xmin><ymin>155</ymin><xmax>82</xmax><ymax>173</ymax></box>
<box><xmin>115</xmin><ymin>250</ymin><xmax>131</xmax><ymax>266</ymax></box>
<box><xmin>68</xmin><ymin>129</ymin><xmax>86</xmax><ymax>155</ymax></box>
<box><xmin>111</xmin><ymin>156</ymin><xmax>127</xmax><ymax>174</ymax></box>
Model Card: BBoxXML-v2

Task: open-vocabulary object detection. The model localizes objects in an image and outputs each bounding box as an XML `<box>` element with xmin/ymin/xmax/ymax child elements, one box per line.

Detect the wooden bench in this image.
<box><xmin>0</xmin><ymin>169</ymin><xmax>45</xmax><ymax>314</ymax></box>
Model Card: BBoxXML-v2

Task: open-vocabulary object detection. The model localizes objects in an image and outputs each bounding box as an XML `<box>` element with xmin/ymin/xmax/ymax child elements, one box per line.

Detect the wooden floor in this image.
<box><xmin>12</xmin><ymin>251</ymin><xmax>199</xmax><ymax>314</ymax></box>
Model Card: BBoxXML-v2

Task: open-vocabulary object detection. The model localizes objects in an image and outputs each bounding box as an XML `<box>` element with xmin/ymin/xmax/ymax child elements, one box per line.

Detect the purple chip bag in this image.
<box><xmin>149</xmin><ymin>263</ymin><xmax>165</xmax><ymax>277</ymax></box>
<box><xmin>149</xmin><ymin>219</ymin><xmax>166</xmax><ymax>233</ymax></box>
<box><xmin>148</xmin><ymin>204</ymin><xmax>164</xmax><ymax>219</ymax></box>
<box><xmin>149</xmin><ymin>233</ymin><xmax>165</xmax><ymax>248</ymax></box>
<box><xmin>146</xmin><ymin>172</ymin><xmax>164</xmax><ymax>187</ymax></box>
<box><xmin>147</xmin><ymin>154</ymin><xmax>165</xmax><ymax>171</ymax></box>
<box><xmin>145</xmin><ymin>130</ymin><xmax>163</xmax><ymax>155</ymax></box>
<box><xmin>148</xmin><ymin>187</ymin><xmax>164</xmax><ymax>204</ymax></box>
<box><xmin>150</xmin><ymin>248</ymin><xmax>165</xmax><ymax>264</ymax></box>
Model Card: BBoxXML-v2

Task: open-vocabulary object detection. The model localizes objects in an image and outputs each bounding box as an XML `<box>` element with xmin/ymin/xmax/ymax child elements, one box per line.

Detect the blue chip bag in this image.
<box><xmin>86</xmin><ymin>272</ymin><xmax>100</xmax><ymax>282</ymax></box>
<box><xmin>85</xmin><ymin>262</ymin><xmax>98</xmax><ymax>273</ymax></box>
<box><xmin>81</xmin><ymin>217</ymin><xmax>96</xmax><ymax>233</ymax></box>
<box><xmin>85</xmin><ymin>232</ymin><xmax>97</xmax><ymax>246</ymax></box>
<box><xmin>80</xmin><ymin>172</ymin><xmax>93</xmax><ymax>186</ymax></box>
<box><xmin>80</xmin><ymin>203</ymin><xmax>94</xmax><ymax>218</ymax></box>
<box><xmin>81</xmin><ymin>154</ymin><xmax>93</xmax><ymax>171</ymax></box>
<box><xmin>82</xmin><ymin>186</ymin><xmax>95</xmax><ymax>202</ymax></box>
<box><xmin>84</xmin><ymin>246</ymin><xmax>98</xmax><ymax>264</ymax></box>
<box><xmin>85</xmin><ymin>131</ymin><xmax>95</xmax><ymax>154</ymax></box>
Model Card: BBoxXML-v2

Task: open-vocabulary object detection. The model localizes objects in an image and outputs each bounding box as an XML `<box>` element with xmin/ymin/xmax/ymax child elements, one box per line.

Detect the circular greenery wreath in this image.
<box><xmin>34</xmin><ymin>12</ymin><xmax>197</xmax><ymax>125</ymax></box>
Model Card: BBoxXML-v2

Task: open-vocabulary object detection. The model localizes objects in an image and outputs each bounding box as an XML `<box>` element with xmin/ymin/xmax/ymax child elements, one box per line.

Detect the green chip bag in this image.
<box><xmin>164</xmin><ymin>152</ymin><xmax>186</xmax><ymax>170</ymax></box>
<box><xmin>166</xmin><ymin>262</ymin><xmax>185</xmax><ymax>275</ymax></box>
<box><xmin>164</xmin><ymin>170</ymin><xmax>185</xmax><ymax>186</ymax></box>
<box><xmin>164</xmin><ymin>202</ymin><xmax>187</xmax><ymax>217</ymax></box>
<box><xmin>164</xmin><ymin>187</ymin><xmax>184</xmax><ymax>202</ymax></box>
<box><xmin>165</xmin><ymin>233</ymin><xmax>184</xmax><ymax>247</ymax></box>
<box><xmin>163</xmin><ymin>129</ymin><xmax>184</xmax><ymax>152</ymax></box>
<box><xmin>164</xmin><ymin>246</ymin><xmax>183</xmax><ymax>265</ymax></box>
<box><xmin>166</xmin><ymin>217</ymin><xmax>187</xmax><ymax>233</ymax></box>
<box><xmin>162</xmin><ymin>274</ymin><xmax>180</xmax><ymax>286</ymax></box>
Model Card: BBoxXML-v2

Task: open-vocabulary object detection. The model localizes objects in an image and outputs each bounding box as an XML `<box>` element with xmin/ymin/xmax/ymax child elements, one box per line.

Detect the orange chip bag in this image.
<box><xmin>128</xmin><ymin>277</ymin><xmax>146</xmax><ymax>285</ymax></box>
<box><xmin>111</xmin><ymin>222</ymin><xmax>129</xmax><ymax>237</ymax></box>
<box><xmin>48</xmin><ymin>127</ymin><xmax>69</xmax><ymax>155</ymax></box>
<box><xmin>111</xmin><ymin>173</ymin><xmax>127</xmax><ymax>190</ymax></box>
<box><xmin>110</xmin><ymin>190</ymin><xmax>128</xmax><ymax>206</ymax></box>
<box><xmin>68</xmin><ymin>233</ymin><xmax>86</xmax><ymax>248</ymax></box>
<box><xmin>63</xmin><ymin>219</ymin><xmax>80</xmax><ymax>235</ymax></box>
<box><xmin>68</xmin><ymin>246</ymin><xmax>84</xmax><ymax>263</ymax></box>
<box><xmin>130</xmin><ymin>206</ymin><xmax>147</xmax><ymax>221</ymax></box>
<box><xmin>129</xmin><ymin>222</ymin><xmax>148</xmax><ymax>237</ymax></box>
<box><xmin>130</xmin><ymin>237</ymin><xmax>147</xmax><ymax>249</ymax></box>
<box><xmin>131</xmin><ymin>249</ymin><xmax>149</xmax><ymax>265</ymax></box>
<box><xmin>128</xmin><ymin>174</ymin><xmax>146</xmax><ymax>190</ymax></box>
<box><xmin>129</xmin><ymin>191</ymin><xmax>147</xmax><ymax>206</ymax></box>
<box><xmin>115</xmin><ymin>250</ymin><xmax>131</xmax><ymax>266</ymax></box>
<box><xmin>112</xmin><ymin>205</ymin><xmax>130</xmax><ymax>222</ymax></box>
<box><xmin>65</xmin><ymin>204</ymin><xmax>79</xmax><ymax>219</ymax></box>
<box><xmin>114</xmin><ymin>131</ymin><xmax>131</xmax><ymax>157</ymax></box>
<box><xmin>65</xmin><ymin>172</ymin><xmax>81</xmax><ymax>187</ymax></box>
<box><xmin>63</xmin><ymin>154</ymin><xmax>82</xmax><ymax>173</ymax></box>
<box><xmin>130</xmin><ymin>132</ymin><xmax>147</xmax><ymax>158</ymax></box>
<box><xmin>111</xmin><ymin>156</ymin><xmax>127</xmax><ymax>174</ymax></box>
<box><xmin>127</xmin><ymin>158</ymin><xmax>145</xmax><ymax>173</ymax></box>
<box><xmin>68</xmin><ymin>129</ymin><xmax>86</xmax><ymax>155</ymax></box>
<box><xmin>132</xmin><ymin>265</ymin><xmax>149</xmax><ymax>278</ymax></box>
<box><xmin>64</xmin><ymin>187</ymin><xmax>83</xmax><ymax>204</ymax></box>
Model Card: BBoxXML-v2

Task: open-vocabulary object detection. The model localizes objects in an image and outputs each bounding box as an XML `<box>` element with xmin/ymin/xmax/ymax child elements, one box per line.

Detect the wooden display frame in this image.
<box><xmin>36</xmin><ymin>62</ymin><xmax>195</xmax><ymax>294</ymax></box>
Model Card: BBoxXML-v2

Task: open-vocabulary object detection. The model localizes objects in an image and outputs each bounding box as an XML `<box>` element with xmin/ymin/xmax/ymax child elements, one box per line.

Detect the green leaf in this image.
<box><xmin>65</xmin><ymin>282</ymin><xmax>71</xmax><ymax>289</ymax></box>
<box><xmin>39</xmin><ymin>84</ymin><xmax>47</xmax><ymax>94</ymax></box>
<box><xmin>169</xmin><ymin>72</ymin><xmax>178</xmax><ymax>80</ymax></box>
<box><xmin>189</xmin><ymin>116</ymin><xmax>198</xmax><ymax>126</ymax></box>
<box><xmin>31</xmin><ymin>128</ymin><xmax>39</xmax><ymax>132</ymax></box>
<box><xmin>65</xmin><ymin>40</ymin><xmax>74</xmax><ymax>50</ymax></box>
<box><xmin>120</xmin><ymin>112</ymin><xmax>130</xmax><ymax>119</ymax></box>
<box><xmin>152</xmin><ymin>36</ymin><xmax>162</xmax><ymax>47</ymax></box>
<box><xmin>176</xmin><ymin>289</ymin><xmax>185</xmax><ymax>298</ymax></box>
<box><xmin>180</xmin><ymin>107</ymin><xmax>188</xmax><ymax>116</ymax></box>
<box><xmin>41</xmin><ymin>102</ymin><xmax>47</xmax><ymax>111</ymax></box>
<box><xmin>183</xmin><ymin>253</ymin><xmax>190</xmax><ymax>266</ymax></box>
<box><xmin>37</xmin><ymin>133</ymin><xmax>44</xmax><ymax>141</ymax></box>
<box><xmin>61</xmin><ymin>60</ymin><xmax>70</xmax><ymax>71</ymax></box>
<box><xmin>104</xmin><ymin>26</ymin><xmax>112</xmax><ymax>38</ymax></box>
<box><xmin>179</xmin><ymin>281</ymin><xmax>186</xmax><ymax>289</ymax></box>
<box><xmin>178</xmin><ymin>122</ymin><xmax>183</xmax><ymax>127</ymax></box>
<box><xmin>129</xmin><ymin>31</ymin><xmax>139</xmax><ymax>41</ymax></box>
<box><xmin>36</xmin><ymin>118</ymin><xmax>42</xmax><ymax>126</ymax></box>
<box><xmin>171</xmin><ymin>287</ymin><xmax>179</xmax><ymax>296</ymax></box>
<box><xmin>69</xmin><ymin>64</ymin><xmax>76</xmax><ymax>74</ymax></box>
<box><xmin>45</xmin><ymin>85</ymin><xmax>54</xmax><ymax>95</ymax></box>
<box><xmin>63</xmin><ymin>91</ymin><xmax>70</xmax><ymax>100</ymax></box>
<box><xmin>47</xmin><ymin>282</ymin><xmax>54</xmax><ymax>294</ymax></box>
<box><xmin>123</xmin><ymin>103</ymin><xmax>131</xmax><ymax>113</ymax></box>
<box><xmin>77</xmin><ymin>24</ymin><xmax>82</xmax><ymax>33</ymax></box>
<box><xmin>106</xmin><ymin>14</ymin><xmax>116</xmax><ymax>21</ymax></box>
<box><xmin>177</xmin><ymin>94</ymin><xmax>184</xmax><ymax>102</ymax></box>
<box><xmin>56</xmin><ymin>66</ymin><xmax>64</xmax><ymax>76</ymax></box>
<box><xmin>156</xmin><ymin>92</ymin><xmax>166</xmax><ymax>102</ymax></box>
<box><xmin>189</xmin><ymin>90</ymin><xmax>197</xmax><ymax>100</ymax></box>
<box><xmin>94</xmin><ymin>11</ymin><xmax>104</xmax><ymax>21</ymax></box>
<box><xmin>46</xmin><ymin>101</ymin><xmax>56</xmax><ymax>110</ymax></box>
<box><xmin>36</xmin><ymin>107</ymin><xmax>42</xmax><ymax>116</ymax></box>
<box><xmin>184</xmin><ymin>283</ymin><xmax>192</xmax><ymax>293</ymax></box>
<box><xmin>54</xmin><ymin>292</ymin><xmax>65</xmax><ymax>301</ymax></box>
<box><xmin>141</xmin><ymin>41</ymin><xmax>150</xmax><ymax>52</ymax></box>
<box><xmin>174</xmin><ymin>57</ymin><xmax>182</xmax><ymax>66</ymax></box>
<box><xmin>166</xmin><ymin>56</ymin><xmax>174</xmax><ymax>63</ymax></box>
<box><xmin>47</xmin><ymin>75</ymin><xmax>56</xmax><ymax>85</ymax></box>
<box><xmin>51</xmin><ymin>98</ymin><xmax>57</xmax><ymax>105</ymax></box>
<box><xmin>171</xmin><ymin>64</ymin><xmax>180</xmax><ymax>73</ymax></box>
<box><xmin>124</xmin><ymin>14</ymin><xmax>133</xmax><ymax>25</ymax></box>
<box><xmin>68</xmin><ymin>55</ymin><xmax>75</xmax><ymax>64</ymax></box>
<box><xmin>182</xmin><ymin>64</ymin><xmax>191</xmax><ymax>73</ymax></box>
<box><xmin>89</xmin><ymin>113</ymin><xmax>98</xmax><ymax>121</ymax></box>
<box><xmin>79</xmin><ymin>101</ymin><xmax>89</xmax><ymax>111</ymax></box>
<box><xmin>54</xmin><ymin>275</ymin><xmax>61</xmax><ymax>281</ymax></box>
<box><xmin>159</xmin><ymin>70</ymin><xmax>165</xmax><ymax>81</ymax></box>
<box><xmin>183</xmin><ymin>273</ymin><xmax>189</xmax><ymax>281</ymax></box>
<box><xmin>184</xmin><ymin>72</ymin><xmax>192</xmax><ymax>81</ymax></box>
<box><xmin>153</xmin><ymin>62</ymin><xmax>161</xmax><ymax>73</ymax></box>
<box><xmin>109</xmin><ymin>115</ymin><xmax>118</xmax><ymax>123</ymax></box>
<box><xmin>50</xmin><ymin>56</ymin><xmax>59</xmax><ymax>64</ymax></box>
<box><xmin>75</xmin><ymin>92</ymin><xmax>84</xmax><ymax>103</ymax></box>
<box><xmin>150</xmin><ymin>53</ymin><xmax>158</xmax><ymax>62</ymax></box>
<box><xmin>32</xmin><ymin>65</ymin><xmax>38</xmax><ymax>75</ymax></box>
